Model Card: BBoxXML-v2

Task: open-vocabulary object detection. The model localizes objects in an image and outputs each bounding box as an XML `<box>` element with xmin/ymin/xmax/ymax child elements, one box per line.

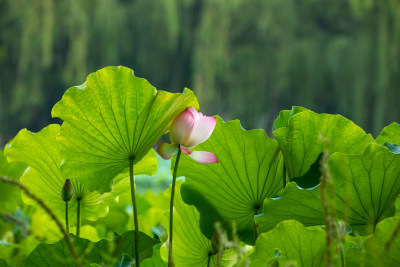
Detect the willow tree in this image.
<box><xmin>1</xmin><ymin>0</ymin><xmax>400</xmax><ymax>144</ymax></box>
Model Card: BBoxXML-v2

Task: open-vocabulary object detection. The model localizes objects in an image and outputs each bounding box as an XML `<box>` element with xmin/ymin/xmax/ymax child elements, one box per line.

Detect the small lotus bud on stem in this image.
<box><xmin>62</xmin><ymin>179</ymin><xmax>73</xmax><ymax>234</ymax></box>
<box><xmin>62</xmin><ymin>179</ymin><xmax>74</xmax><ymax>202</ymax></box>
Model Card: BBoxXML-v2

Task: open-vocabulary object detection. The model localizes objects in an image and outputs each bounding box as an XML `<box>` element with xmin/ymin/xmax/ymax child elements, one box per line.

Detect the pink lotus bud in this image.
<box><xmin>156</xmin><ymin>107</ymin><xmax>218</xmax><ymax>164</ymax></box>
<box><xmin>169</xmin><ymin>107</ymin><xmax>216</xmax><ymax>147</ymax></box>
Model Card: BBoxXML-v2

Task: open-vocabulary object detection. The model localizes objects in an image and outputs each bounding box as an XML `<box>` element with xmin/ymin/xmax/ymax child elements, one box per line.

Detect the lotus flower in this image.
<box><xmin>157</xmin><ymin>107</ymin><xmax>218</xmax><ymax>164</ymax></box>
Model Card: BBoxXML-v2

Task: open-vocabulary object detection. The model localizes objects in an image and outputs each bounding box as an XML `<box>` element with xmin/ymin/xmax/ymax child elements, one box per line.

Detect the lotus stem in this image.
<box><xmin>129</xmin><ymin>158</ymin><xmax>140</xmax><ymax>266</ymax></box>
<box><xmin>76</xmin><ymin>198</ymin><xmax>81</xmax><ymax>237</ymax></box>
<box><xmin>168</xmin><ymin>146</ymin><xmax>182</xmax><ymax>267</ymax></box>
<box><xmin>62</xmin><ymin>179</ymin><xmax>73</xmax><ymax>234</ymax></box>
<box><xmin>207</xmin><ymin>253</ymin><xmax>212</xmax><ymax>267</ymax></box>
<box><xmin>253</xmin><ymin>220</ymin><xmax>258</xmax><ymax>241</ymax></box>
<box><xmin>66</xmin><ymin>201</ymin><xmax>69</xmax><ymax>233</ymax></box>
<box><xmin>340</xmin><ymin>244</ymin><xmax>345</xmax><ymax>267</ymax></box>
<box><xmin>0</xmin><ymin>176</ymin><xmax>81</xmax><ymax>267</ymax></box>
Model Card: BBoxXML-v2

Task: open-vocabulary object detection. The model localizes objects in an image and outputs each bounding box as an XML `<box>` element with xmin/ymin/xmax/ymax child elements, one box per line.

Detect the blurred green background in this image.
<box><xmin>1</xmin><ymin>0</ymin><xmax>399</xmax><ymax>146</ymax></box>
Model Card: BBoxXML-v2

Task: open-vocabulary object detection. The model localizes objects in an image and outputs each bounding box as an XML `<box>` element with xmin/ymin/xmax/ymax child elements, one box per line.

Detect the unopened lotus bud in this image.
<box><xmin>62</xmin><ymin>179</ymin><xmax>74</xmax><ymax>202</ymax></box>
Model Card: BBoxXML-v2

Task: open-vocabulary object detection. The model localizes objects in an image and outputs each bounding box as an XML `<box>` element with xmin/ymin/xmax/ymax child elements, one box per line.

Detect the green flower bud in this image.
<box><xmin>62</xmin><ymin>179</ymin><xmax>74</xmax><ymax>202</ymax></box>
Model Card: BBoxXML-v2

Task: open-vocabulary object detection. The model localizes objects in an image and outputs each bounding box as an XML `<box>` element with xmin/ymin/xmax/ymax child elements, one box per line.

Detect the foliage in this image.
<box><xmin>177</xmin><ymin>116</ymin><xmax>283</xmax><ymax>245</ymax></box>
<box><xmin>250</xmin><ymin>220</ymin><xmax>326</xmax><ymax>266</ymax></box>
<box><xmin>346</xmin><ymin>217</ymin><xmax>400</xmax><ymax>267</ymax></box>
<box><xmin>5</xmin><ymin>125</ymin><xmax>110</xmax><ymax>224</ymax></box>
<box><xmin>1</xmin><ymin>66</ymin><xmax>400</xmax><ymax>266</ymax></box>
<box><xmin>52</xmin><ymin>66</ymin><xmax>198</xmax><ymax>193</ymax></box>
<box><xmin>0</xmin><ymin>150</ymin><xmax>26</xmax><ymax>213</ymax></box>
<box><xmin>273</xmin><ymin>107</ymin><xmax>374</xmax><ymax>187</ymax></box>
<box><xmin>25</xmin><ymin>231</ymin><xmax>158</xmax><ymax>266</ymax></box>
<box><xmin>160</xmin><ymin>181</ymin><xmax>236</xmax><ymax>266</ymax></box>
<box><xmin>257</xmin><ymin>142</ymin><xmax>400</xmax><ymax>233</ymax></box>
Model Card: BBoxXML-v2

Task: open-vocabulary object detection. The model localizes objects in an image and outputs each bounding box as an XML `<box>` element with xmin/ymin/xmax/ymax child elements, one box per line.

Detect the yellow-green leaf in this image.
<box><xmin>5</xmin><ymin>125</ymin><xmax>110</xmax><ymax>224</ymax></box>
<box><xmin>52</xmin><ymin>66</ymin><xmax>198</xmax><ymax>193</ymax></box>
<box><xmin>178</xmin><ymin>117</ymin><xmax>283</xmax><ymax>245</ymax></box>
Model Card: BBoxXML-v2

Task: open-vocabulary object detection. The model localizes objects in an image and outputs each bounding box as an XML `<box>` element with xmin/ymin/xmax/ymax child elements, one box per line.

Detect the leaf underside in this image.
<box><xmin>162</xmin><ymin>181</ymin><xmax>236</xmax><ymax>267</ymax></box>
<box><xmin>178</xmin><ymin>116</ymin><xmax>283</xmax><ymax>245</ymax></box>
<box><xmin>0</xmin><ymin>149</ymin><xmax>27</xmax><ymax>213</ymax></box>
<box><xmin>52</xmin><ymin>66</ymin><xmax>199</xmax><ymax>193</ymax></box>
<box><xmin>346</xmin><ymin>217</ymin><xmax>400</xmax><ymax>266</ymax></box>
<box><xmin>5</xmin><ymin>125</ymin><xmax>110</xmax><ymax>224</ymax></box>
<box><xmin>250</xmin><ymin>220</ymin><xmax>326</xmax><ymax>267</ymax></box>
<box><xmin>273</xmin><ymin>107</ymin><xmax>374</xmax><ymax>188</ymax></box>
<box><xmin>25</xmin><ymin>230</ymin><xmax>159</xmax><ymax>266</ymax></box>
<box><xmin>257</xmin><ymin>143</ymin><xmax>400</xmax><ymax>234</ymax></box>
<box><xmin>376</xmin><ymin>122</ymin><xmax>400</xmax><ymax>145</ymax></box>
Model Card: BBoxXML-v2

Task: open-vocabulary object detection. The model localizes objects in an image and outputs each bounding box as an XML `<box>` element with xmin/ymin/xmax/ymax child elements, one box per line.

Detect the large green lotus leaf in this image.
<box><xmin>346</xmin><ymin>217</ymin><xmax>400</xmax><ymax>267</ymax></box>
<box><xmin>383</xmin><ymin>143</ymin><xmax>400</xmax><ymax>154</ymax></box>
<box><xmin>273</xmin><ymin>108</ymin><xmax>374</xmax><ymax>187</ymax></box>
<box><xmin>0</xmin><ymin>259</ymin><xmax>8</xmax><ymax>267</ymax></box>
<box><xmin>4</xmin><ymin>124</ymin><xmax>110</xmax><ymax>225</ymax></box>
<box><xmin>25</xmin><ymin>231</ymin><xmax>159</xmax><ymax>266</ymax></box>
<box><xmin>52</xmin><ymin>66</ymin><xmax>198</xmax><ymax>193</ymax></box>
<box><xmin>87</xmin><ymin>200</ymin><xmax>131</xmax><ymax>236</ymax></box>
<box><xmin>376</xmin><ymin>122</ymin><xmax>400</xmax><ymax>145</ymax></box>
<box><xmin>328</xmin><ymin>143</ymin><xmax>400</xmax><ymax>228</ymax></box>
<box><xmin>257</xmin><ymin>143</ymin><xmax>400</xmax><ymax>233</ymax></box>
<box><xmin>28</xmin><ymin>207</ymin><xmax>101</xmax><ymax>243</ymax></box>
<box><xmin>86</xmin><ymin>171</ymin><xmax>160</xmax><ymax>237</ymax></box>
<box><xmin>250</xmin><ymin>220</ymin><xmax>326</xmax><ymax>266</ymax></box>
<box><xmin>160</xmin><ymin>181</ymin><xmax>236</xmax><ymax>266</ymax></box>
<box><xmin>137</xmin><ymin>190</ymin><xmax>169</xmax><ymax>237</ymax></box>
<box><xmin>98</xmin><ymin>171</ymin><xmax>170</xmax><ymax>237</ymax></box>
<box><xmin>0</xmin><ymin>149</ymin><xmax>27</xmax><ymax>213</ymax></box>
<box><xmin>177</xmin><ymin>117</ymin><xmax>283</xmax><ymax>245</ymax></box>
<box><xmin>397</xmin><ymin>197</ymin><xmax>400</xmax><ymax>216</ymax></box>
<box><xmin>272</xmin><ymin>106</ymin><xmax>308</xmax><ymax>131</ymax></box>
<box><xmin>28</xmin><ymin>208</ymin><xmax>101</xmax><ymax>243</ymax></box>
<box><xmin>113</xmin><ymin>231</ymin><xmax>159</xmax><ymax>262</ymax></box>
<box><xmin>141</xmin><ymin>244</ymin><xmax>165</xmax><ymax>267</ymax></box>
<box><xmin>0</xmin><ymin>235</ymin><xmax>42</xmax><ymax>266</ymax></box>
<box><xmin>0</xmin><ymin>148</ymin><xmax>27</xmax><ymax>179</ymax></box>
<box><xmin>255</xmin><ymin>182</ymin><xmax>324</xmax><ymax>232</ymax></box>
<box><xmin>114</xmin><ymin>253</ymin><xmax>134</xmax><ymax>267</ymax></box>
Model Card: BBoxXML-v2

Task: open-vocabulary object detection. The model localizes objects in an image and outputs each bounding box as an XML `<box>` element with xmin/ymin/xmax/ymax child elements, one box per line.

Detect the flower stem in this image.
<box><xmin>76</xmin><ymin>198</ymin><xmax>81</xmax><ymax>237</ymax></box>
<box><xmin>129</xmin><ymin>158</ymin><xmax>140</xmax><ymax>266</ymax></box>
<box><xmin>0</xmin><ymin>176</ymin><xmax>80</xmax><ymax>267</ymax></box>
<box><xmin>168</xmin><ymin>146</ymin><xmax>182</xmax><ymax>267</ymax></box>
<box><xmin>207</xmin><ymin>253</ymin><xmax>212</xmax><ymax>267</ymax></box>
<box><xmin>66</xmin><ymin>201</ymin><xmax>69</xmax><ymax>233</ymax></box>
<box><xmin>253</xmin><ymin>220</ymin><xmax>258</xmax><ymax>241</ymax></box>
<box><xmin>340</xmin><ymin>244</ymin><xmax>345</xmax><ymax>267</ymax></box>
